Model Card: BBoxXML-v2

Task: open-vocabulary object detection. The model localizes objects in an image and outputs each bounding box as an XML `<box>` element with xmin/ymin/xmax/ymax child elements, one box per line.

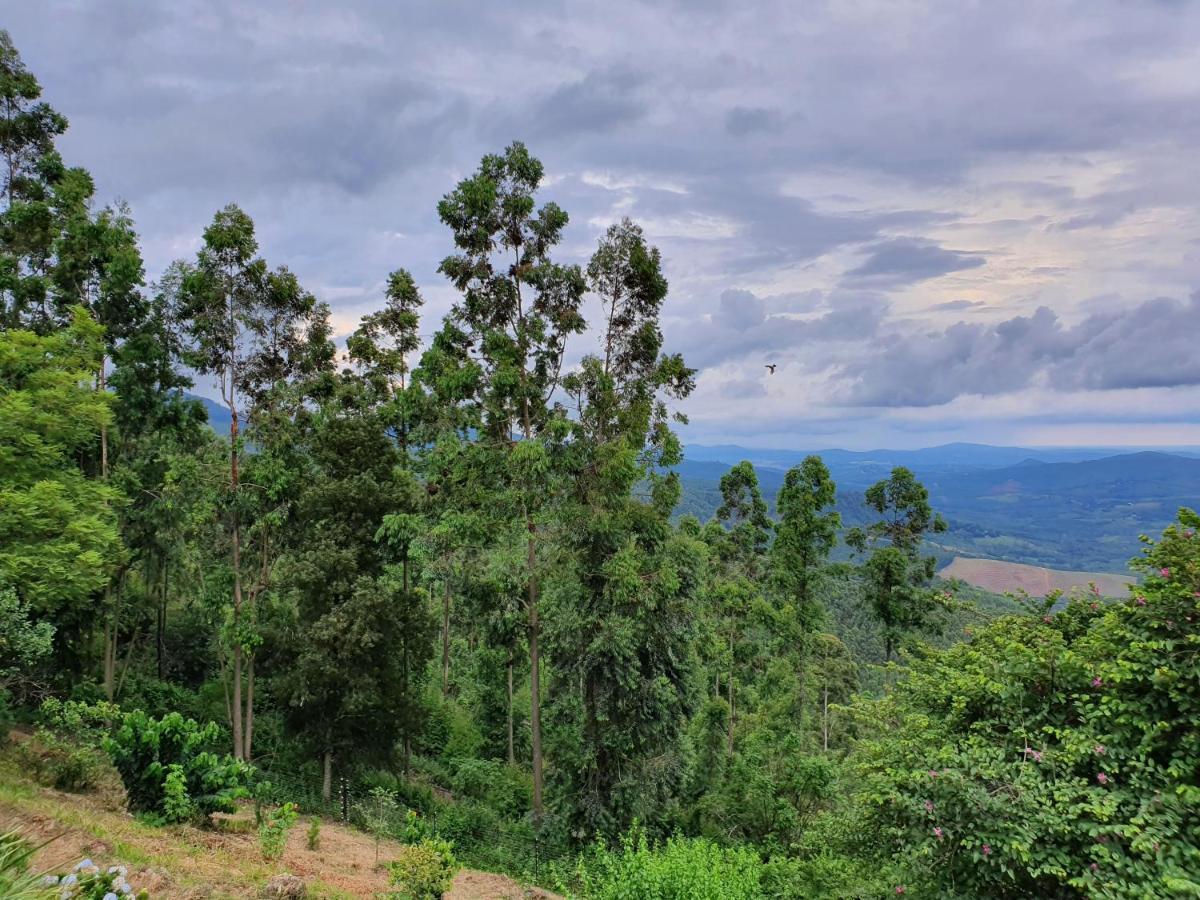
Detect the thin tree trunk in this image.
<box><xmin>822</xmin><ymin>683</ymin><xmax>830</xmax><ymax>752</ymax></box>
<box><xmin>527</xmin><ymin>521</ymin><xmax>543</xmax><ymax>818</ymax></box>
<box><xmin>441</xmin><ymin>580</ymin><xmax>451</xmax><ymax>697</ymax></box>
<box><xmin>727</xmin><ymin>629</ymin><xmax>735</xmax><ymax>755</ymax></box>
<box><xmin>244</xmin><ymin>653</ymin><xmax>255</xmax><ymax>762</ymax></box>
<box><xmin>322</xmin><ymin>749</ymin><xmax>332</xmax><ymax>804</ymax></box>
<box><xmin>507</xmin><ymin>653</ymin><xmax>515</xmax><ymax>766</ymax></box>
<box><xmin>230</xmin><ymin>398</ymin><xmax>245</xmax><ymax>760</ymax></box>
<box><xmin>157</xmin><ymin>564</ymin><xmax>167</xmax><ymax>680</ymax></box>
<box><xmin>115</xmin><ymin>627</ymin><xmax>139</xmax><ymax>699</ymax></box>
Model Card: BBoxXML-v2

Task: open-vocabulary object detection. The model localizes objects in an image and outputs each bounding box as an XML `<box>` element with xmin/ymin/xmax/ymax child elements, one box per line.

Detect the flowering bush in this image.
<box><xmin>104</xmin><ymin>709</ymin><xmax>252</xmax><ymax>824</ymax></box>
<box><xmin>40</xmin><ymin>859</ymin><xmax>149</xmax><ymax>899</ymax></box>
<box><xmin>852</xmin><ymin>508</ymin><xmax>1200</xmax><ymax>897</ymax></box>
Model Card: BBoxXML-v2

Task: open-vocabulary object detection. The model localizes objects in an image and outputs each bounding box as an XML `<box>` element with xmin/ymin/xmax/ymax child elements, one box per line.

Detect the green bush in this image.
<box><xmin>570</xmin><ymin>828</ymin><xmax>766</xmax><ymax>900</ymax></box>
<box><xmin>259</xmin><ymin>802</ymin><xmax>299</xmax><ymax>861</ymax></box>
<box><xmin>104</xmin><ymin>709</ymin><xmax>252</xmax><ymax>824</ymax></box>
<box><xmin>386</xmin><ymin>838</ymin><xmax>459</xmax><ymax>899</ymax></box>
<box><xmin>447</xmin><ymin>757</ymin><xmax>531</xmax><ymax>818</ymax></box>
<box><xmin>851</xmin><ymin>508</ymin><xmax>1200</xmax><ymax>898</ymax></box>
<box><xmin>306</xmin><ymin>816</ymin><xmax>321</xmax><ymax>851</ymax></box>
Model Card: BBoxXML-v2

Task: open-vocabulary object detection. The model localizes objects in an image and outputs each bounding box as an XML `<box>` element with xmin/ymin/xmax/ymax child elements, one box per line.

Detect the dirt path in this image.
<box><xmin>0</xmin><ymin>751</ymin><xmax>561</xmax><ymax>899</ymax></box>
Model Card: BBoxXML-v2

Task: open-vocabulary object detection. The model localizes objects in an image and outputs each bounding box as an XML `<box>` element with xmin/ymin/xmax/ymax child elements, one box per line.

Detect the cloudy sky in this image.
<box><xmin>9</xmin><ymin>1</ymin><xmax>1200</xmax><ymax>449</ymax></box>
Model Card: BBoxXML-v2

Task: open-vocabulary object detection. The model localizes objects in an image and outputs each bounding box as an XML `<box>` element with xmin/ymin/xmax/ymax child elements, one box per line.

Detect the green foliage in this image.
<box><xmin>0</xmin><ymin>830</ymin><xmax>51</xmax><ymax>900</ymax></box>
<box><xmin>0</xmin><ymin>312</ymin><xmax>121</xmax><ymax>617</ymax></box>
<box><xmin>104</xmin><ymin>709</ymin><xmax>251</xmax><ymax>823</ymax></box>
<box><xmin>306</xmin><ymin>816</ymin><xmax>321</xmax><ymax>851</ymax></box>
<box><xmin>386</xmin><ymin>838</ymin><xmax>459</xmax><ymax>900</ymax></box>
<box><xmin>259</xmin><ymin>802</ymin><xmax>299</xmax><ymax>861</ymax></box>
<box><xmin>570</xmin><ymin>828</ymin><xmax>765</xmax><ymax>900</ymax></box>
<box><xmin>850</xmin><ymin>507</ymin><xmax>1200</xmax><ymax>898</ymax></box>
<box><xmin>0</xmin><ymin>585</ymin><xmax>53</xmax><ymax>689</ymax></box>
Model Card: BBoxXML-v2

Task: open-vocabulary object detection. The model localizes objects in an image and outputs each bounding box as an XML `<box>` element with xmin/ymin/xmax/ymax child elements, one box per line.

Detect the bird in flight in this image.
<box><xmin>765</xmin><ymin>364</ymin><xmax>777</xmax><ymax>374</ymax></box>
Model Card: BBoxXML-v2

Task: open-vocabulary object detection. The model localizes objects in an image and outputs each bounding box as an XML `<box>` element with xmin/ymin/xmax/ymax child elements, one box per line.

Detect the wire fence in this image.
<box><xmin>251</xmin><ymin>765</ymin><xmax>572</xmax><ymax>886</ymax></box>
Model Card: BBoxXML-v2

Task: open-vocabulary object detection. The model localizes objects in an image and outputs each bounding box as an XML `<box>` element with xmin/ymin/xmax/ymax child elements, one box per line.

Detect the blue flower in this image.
<box><xmin>104</xmin><ymin>893</ymin><xmax>119</xmax><ymax>900</ymax></box>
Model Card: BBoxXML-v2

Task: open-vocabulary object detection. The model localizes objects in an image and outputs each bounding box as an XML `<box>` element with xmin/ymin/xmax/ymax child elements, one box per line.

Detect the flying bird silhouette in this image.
<box><xmin>765</xmin><ymin>364</ymin><xmax>777</xmax><ymax>374</ymax></box>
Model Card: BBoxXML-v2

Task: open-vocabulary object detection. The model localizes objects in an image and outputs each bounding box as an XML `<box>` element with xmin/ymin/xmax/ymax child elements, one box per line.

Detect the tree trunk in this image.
<box><xmin>441</xmin><ymin>580</ymin><xmax>451</xmax><ymax>697</ymax></box>
<box><xmin>157</xmin><ymin>563</ymin><xmax>167</xmax><ymax>680</ymax></box>
<box><xmin>822</xmin><ymin>683</ymin><xmax>830</xmax><ymax>753</ymax></box>
<box><xmin>507</xmin><ymin>653</ymin><xmax>515</xmax><ymax>765</ymax></box>
<box><xmin>727</xmin><ymin>629</ymin><xmax>735</xmax><ymax>755</ymax></box>
<box><xmin>322</xmin><ymin>749</ymin><xmax>332</xmax><ymax>804</ymax></box>
<box><xmin>527</xmin><ymin>523</ymin><xmax>543</xmax><ymax>818</ymax></box>
<box><xmin>230</xmin><ymin>401</ymin><xmax>245</xmax><ymax>760</ymax></box>
<box><xmin>244</xmin><ymin>653</ymin><xmax>255</xmax><ymax>762</ymax></box>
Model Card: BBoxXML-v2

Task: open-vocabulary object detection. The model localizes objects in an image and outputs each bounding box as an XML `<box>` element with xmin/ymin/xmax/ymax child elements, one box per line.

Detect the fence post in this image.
<box><xmin>340</xmin><ymin>777</ymin><xmax>349</xmax><ymax>824</ymax></box>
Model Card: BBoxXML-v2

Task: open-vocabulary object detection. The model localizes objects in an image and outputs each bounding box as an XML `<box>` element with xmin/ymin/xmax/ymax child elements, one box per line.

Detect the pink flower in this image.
<box><xmin>934</xmin><ymin>826</ymin><xmax>943</xmax><ymax>839</ymax></box>
<box><xmin>929</xmin><ymin>769</ymin><xmax>939</xmax><ymax>778</ymax></box>
<box><xmin>1097</xmin><ymin>772</ymin><xmax>1109</xmax><ymax>785</ymax></box>
<box><xmin>895</xmin><ymin>887</ymin><xmax>906</xmax><ymax>895</ymax></box>
<box><xmin>1092</xmin><ymin>676</ymin><xmax>1103</xmax><ymax>688</ymax></box>
<box><xmin>1090</xmin><ymin>862</ymin><xmax>1099</xmax><ymax>873</ymax></box>
<box><xmin>1043</xmin><ymin>615</ymin><xmax>1053</xmax><ymax>623</ymax></box>
<box><xmin>924</xmin><ymin>799</ymin><xmax>934</xmax><ymax>813</ymax></box>
<box><xmin>1135</xmin><ymin>595</ymin><xmax>1147</xmax><ymax>606</ymax></box>
<box><xmin>1160</xmin><ymin>567</ymin><xmax>1170</xmax><ymax>578</ymax></box>
<box><xmin>982</xmin><ymin>843</ymin><xmax>992</xmax><ymax>857</ymax></box>
<box><xmin>1022</xmin><ymin>747</ymin><xmax>1043</xmax><ymax>762</ymax></box>
<box><xmin>1093</xmin><ymin>744</ymin><xmax>1106</xmax><ymax>755</ymax></box>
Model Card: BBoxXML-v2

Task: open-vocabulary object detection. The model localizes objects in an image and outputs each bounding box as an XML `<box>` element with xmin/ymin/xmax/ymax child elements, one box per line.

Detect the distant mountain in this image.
<box><xmin>674</xmin><ymin>448</ymin><xmax>1200</xmax><ymax>572</ymax></box>
<box><xmin>184</xmin><ymin>392</ymin><xmax>232</xmax><ymax>434</ymax></box>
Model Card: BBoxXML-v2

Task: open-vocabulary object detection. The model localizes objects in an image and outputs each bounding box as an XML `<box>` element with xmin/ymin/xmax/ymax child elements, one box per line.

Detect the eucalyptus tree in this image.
<box><xmin>552</xmin><ymin>218</ymin><xmax>697</xmax><ymax>839</ymax></box>
<box><xmin>434</xmin><ymin>142</ymin><xmax>587</xmax><ymax>816</ymax></box>
<box><xmin>847</xmin><ymin>466</ymin><xmax>948</xmax><ymax>661</ymax></box>
<box><xmin>708</xmin><ymin>460</ymin><xmax>772</xmax><ymax>752</ymax></box>
<box><xmin>176</xmin><ymin>204</ymin><xmax>333</xmax><ymax>760</ymax></box>
<box><xmin>0</xmin><ymin>28</ymin><xmax>66</xmax><ymax>329</ymax></box>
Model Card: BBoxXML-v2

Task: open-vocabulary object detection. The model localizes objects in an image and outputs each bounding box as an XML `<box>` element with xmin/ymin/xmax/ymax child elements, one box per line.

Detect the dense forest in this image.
<box><xmin>2</xmin><ymin>30</ymin><xmax>1198</xmax><ymax>899</ymax></box>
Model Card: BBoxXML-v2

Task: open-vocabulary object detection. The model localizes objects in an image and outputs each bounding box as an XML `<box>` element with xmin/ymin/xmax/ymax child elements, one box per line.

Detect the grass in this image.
<box><xmin>0</xmin><ymin>737</ymin><xmax>556</xmax><ymax>898</ymax></box>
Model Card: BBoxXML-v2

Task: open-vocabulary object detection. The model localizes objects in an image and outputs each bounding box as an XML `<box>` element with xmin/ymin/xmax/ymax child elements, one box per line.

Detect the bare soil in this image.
<box><xmin>0</xmin><ymin>745</ymin><xmax>561</xmax><ymax>899</ymax></box>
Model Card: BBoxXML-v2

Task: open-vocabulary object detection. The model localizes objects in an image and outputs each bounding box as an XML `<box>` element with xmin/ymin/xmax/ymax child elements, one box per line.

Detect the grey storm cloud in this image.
<box><xmin>835</xmin><ymin>292</ymin><xmax>1200</xmax><ymax>407</ymax></box>
<box><xmin>5</xmin><ymin>0</ymin><xmax>1200</xmax><ymax>442</ymax></box>
<box><xmin>845</xmin><ymin>238</ymin><xmax>986</xmax><ymax>288</ymax></box>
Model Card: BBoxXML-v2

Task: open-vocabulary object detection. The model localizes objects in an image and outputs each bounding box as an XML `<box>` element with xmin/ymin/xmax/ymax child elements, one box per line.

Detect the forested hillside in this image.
<box><xmin>2</xmin><ymin>30</ymin><xmax>1199</xmax><ymax>899</ymax></box>
<box><xmin>676</xmin><ymin>450</ymin><xmax>1200</xmax><ymax>571</ymax></box>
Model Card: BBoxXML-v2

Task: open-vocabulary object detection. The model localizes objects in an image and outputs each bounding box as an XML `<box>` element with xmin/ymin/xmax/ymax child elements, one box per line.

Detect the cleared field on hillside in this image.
<box><xmin>940</xmin><ymin>556</ymin><xmax>1133</xmax><ymax>597</ymax></box>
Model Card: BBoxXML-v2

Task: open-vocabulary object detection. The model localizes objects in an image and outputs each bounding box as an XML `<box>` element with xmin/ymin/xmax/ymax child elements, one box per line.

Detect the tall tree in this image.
<box><xmin>177</xmin><ymin>204</ymin><xmax>332</xmax><ymax>760</ymax></box>
<box><xmin>435</xmin><ymin>142</ymin><xmax>586</xmax><ymax>816</ymax></box>
<box><xmin>772</xmin><ymin>456</ymin><xmax>840</xmax><ymax>631</ymax></box>
<box><xmin>552</xmin><ymin>217</ymin><xmax>697</xmax><ymax>839</ymax></box>
<box><xmin>0</xmin><ymin>28</ymin><xmax>67</xmax><ymax>330</ymax></box>
<box><xmin>708</xmin><ymin>460</ymin><xmax>772</xmax><ymax>752</ymax></box>
<box><xmin>847</xmin><ymin>466</ymin><xmax>948</xmax><ymax>661</ymax></box>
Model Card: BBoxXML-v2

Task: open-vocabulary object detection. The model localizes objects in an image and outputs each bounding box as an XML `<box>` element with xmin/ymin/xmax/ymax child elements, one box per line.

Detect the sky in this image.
<box><xmin>8</xmin><ymin>0</ymin><xmax>1200</xmax><ymax>450</ymax></box>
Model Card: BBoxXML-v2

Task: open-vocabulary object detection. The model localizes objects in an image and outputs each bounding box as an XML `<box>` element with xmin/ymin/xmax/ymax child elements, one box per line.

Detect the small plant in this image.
<box><xmin>306</xmin><ymin>816</ymin><xmax>321</xmax><ymax>851</ymax></box>
<box><xmin>259</xmin><ymin>802</ymin><xmax>299</xmax><ymax>862</ymax></box>
<box><xmin>358</xmin><ymin>786</ymin><xmax>399</xmax><ymax>865</ymax></box>
<box><xmin>0</xmin><ymin>830</ymin><xmax>50</xmax><ymax>900</ymax></box>
<box><xmin>386</xmin><ymin>838</ymin><xmax>459</xmax><ymax>899</ymax></box>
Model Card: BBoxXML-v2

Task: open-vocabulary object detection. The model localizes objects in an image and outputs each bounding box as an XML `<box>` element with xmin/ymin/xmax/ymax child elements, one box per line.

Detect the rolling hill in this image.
<box><xmin>939</xmin><ymin>556</ymin><xmax>1133</xmax><ymax>597</ymax></box>
<box><xmin>675</xmin><ymin>447</ymin><xmax>1200</xmax><ymax>572</ymax></box>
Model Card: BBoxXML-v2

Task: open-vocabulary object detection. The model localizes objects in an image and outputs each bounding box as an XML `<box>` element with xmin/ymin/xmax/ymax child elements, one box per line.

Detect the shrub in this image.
<box><xmin>447</xmin><ymin>757</ymin><xmax>531</xmax><ymax>818</ymax></box>
<box><xmin>259</xmin><ymin>802</ymin><xmax>299</xmax><ymax>861</ymax></box>
<box><xmin>386</xmin><ymin>838</ymin><xmax>459</xmax><ymax>899</ymax></box>
<box><xmin>852</xmin><ymin>508</ymin><xmax>1200</xmax><ymax>898</ymax></box>
<box><xmin>39</xmin><ymin>698</ymin><xmax>122</xmax><ymax>747</ymax></box>
<box><xmin>23</xmin><ymin>699</ymin><xmax>124</xmax><ymax>794</ymax></box>
<box><xmin>570</xmin><ymin>828</ymin><xmax>765</xmax><ymax>900</ymax></box>
<box><xmin>104</xmin><ymin>709</ymin><xmax>251</xmax><ymax>824</ymax></box>
<box><xmin>306</xmin><ymin>816</ymin><xmax>321</xmax><ymax>851</ymax></box>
